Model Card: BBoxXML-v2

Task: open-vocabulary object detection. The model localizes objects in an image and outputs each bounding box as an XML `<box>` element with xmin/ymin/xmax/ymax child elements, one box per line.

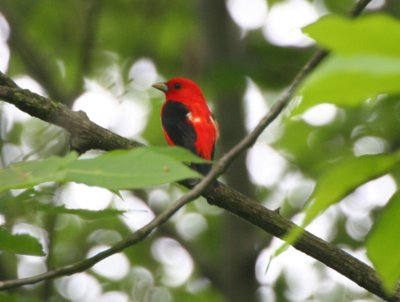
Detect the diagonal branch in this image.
<box><xmin>1</xmin><ymin>0</ymin><xmax>397</xmax><ymax>300</ymax></box>
<box><xmin>0</xmin><ymin>179</ymin><xmax>209</xmax><ymax>290</ymax></box>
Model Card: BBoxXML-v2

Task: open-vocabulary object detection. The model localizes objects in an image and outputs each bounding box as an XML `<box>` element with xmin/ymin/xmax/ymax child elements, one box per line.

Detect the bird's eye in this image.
<box><xmin>174</xmin><ymin>83</ymin><xmax>182</xmax><ymax>89</ymax></box>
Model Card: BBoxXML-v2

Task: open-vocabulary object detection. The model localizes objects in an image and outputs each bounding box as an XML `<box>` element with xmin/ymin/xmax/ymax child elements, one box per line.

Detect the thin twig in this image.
<box><xmin>211</xmin><ymin>0</ymin><xmax>371</xmax><ymax>173</ymax></box>
<box><xmin>0</xmin><ymin>171</ymin><xmax>221</xmax><ymax>289</ymax></box>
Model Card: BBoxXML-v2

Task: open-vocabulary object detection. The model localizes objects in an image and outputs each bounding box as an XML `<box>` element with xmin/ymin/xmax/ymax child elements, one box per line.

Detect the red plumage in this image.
<box><xmin>153</xmin><ymin>77</ymin><xmax>218</xmax><ymax>174</ymax></box>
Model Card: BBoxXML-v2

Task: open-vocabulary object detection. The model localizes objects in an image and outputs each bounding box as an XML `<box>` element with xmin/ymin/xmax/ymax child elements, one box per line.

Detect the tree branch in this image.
<box><xmin>0</xmin><ymin>85</ymin><xmax>140</xmax><ymax>152</ymax></box>
<box><xmin>0</xmin><ymin>178</ymin><xmax>210</xmax><ymax>290</ymax></box>
<box><xmin>1</xmin><ymin>0</ymin><xmax>397</xmax><ymax>300</ymax></box>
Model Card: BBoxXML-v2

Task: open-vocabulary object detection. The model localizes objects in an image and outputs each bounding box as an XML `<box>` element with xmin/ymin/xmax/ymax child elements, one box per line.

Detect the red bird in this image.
<box><xmin>152</xmin><ymin>77</ymin><xmax>218</xmax><ymax>175</ymax></box>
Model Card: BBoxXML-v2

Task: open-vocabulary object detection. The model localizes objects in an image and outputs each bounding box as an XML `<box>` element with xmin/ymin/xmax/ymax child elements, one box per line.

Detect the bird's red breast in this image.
<box><xmin>153</xmin><ymin>77</ymin><xmax>218</xmax><ymax>161</ymax></box>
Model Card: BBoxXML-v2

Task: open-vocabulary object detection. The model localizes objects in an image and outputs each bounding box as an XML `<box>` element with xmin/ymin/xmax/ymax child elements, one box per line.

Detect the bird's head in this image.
<box><xmin>152</xmin><ymin>77</ymin><xmax>205</xmax><ymax>103</ymax></box>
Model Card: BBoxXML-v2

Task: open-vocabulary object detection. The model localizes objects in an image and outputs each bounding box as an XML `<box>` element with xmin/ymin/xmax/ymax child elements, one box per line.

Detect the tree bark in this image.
<box><xmin>198</xmin><ymin>1</ymin><xmax>258</xmax><ymax>301</ymax></box>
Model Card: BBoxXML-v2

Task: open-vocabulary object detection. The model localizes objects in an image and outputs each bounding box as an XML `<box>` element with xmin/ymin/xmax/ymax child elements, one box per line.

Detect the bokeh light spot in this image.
<box><xmin>263</xmin><ymin>0</ymin><xmax>320</xmax><ymax>47</ymax></box>
<box><xmin>88</xmin><ymin>245</ymin><xmax>130</xmax><ymax>281</ymax></box>
<box><xmin>129</xmin><ymin>58</ymin><xmax>158</xmax><ymax>90</ymax></box>
<box><xmin>151</xmin><ymin>237</ymin><xmax>193</xmax><ymax>287</ymax></box>
<box><xmin>247</xmin><ymin>143</ymin><xmax>287</xmax><ymax>187</ymax></box>
<box><xmin>227</xmin><ymin>0</ymin><xmax>268</xmax><ymax>31</ymax></box>
<box><xmin>302</xmin><ymin>104</ymin><xmax>338</xmax><ymax>126</ymax></box>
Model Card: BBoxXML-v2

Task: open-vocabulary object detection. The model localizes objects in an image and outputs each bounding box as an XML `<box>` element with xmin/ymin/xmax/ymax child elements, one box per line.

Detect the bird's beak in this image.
<box><xmin>152</xmin><ymin>82</ymin><xmax>169</xmax><ymax>92</ymax></box>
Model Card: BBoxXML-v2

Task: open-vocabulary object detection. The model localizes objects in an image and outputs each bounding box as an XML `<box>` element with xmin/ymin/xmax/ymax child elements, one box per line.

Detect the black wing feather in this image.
<box><xmin>162</xmin><ymin>101</ymin><xmax>197</xmax><ymax>154</ymax></box>
<box><xmin>162</xmin><ymin>101</ymin><xmax>216</xmax><ymax>179</ymax></box>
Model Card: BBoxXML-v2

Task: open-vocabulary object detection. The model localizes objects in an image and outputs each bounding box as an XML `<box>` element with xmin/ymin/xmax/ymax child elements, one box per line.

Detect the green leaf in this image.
<box><xmin>0</xmin><ymin>147</ymin><xmax>199</xmax><ymax>192</ymax></box>
<box><xmin>147</xmin><ymin>146</ymin><xmax>209</xmax><ymax>163</ymax></box>
<box><xmin>294</xmin><ymin>14</ymin><xmax>400</xmax><ymax>114</ymax></box>
<box><xmin>0</xmin><ymin>227</ymin><xmax>45</xmax><ymax>256</ymax></box>
<box><xmin>37</xmin><ymin>204</ymin><xmax>125</xmax><ymax>220</ymax></box>
<box><xmin>303</xmin><ymin>154</ymin><xmax>398</xmax><ymax>225</ymax></box>
<box><xmin>0</xmin><ymin>152</ymin><xmax>77</xmax><ymax>190</ymax></box>
<box><xmin>279</xmin><ymin>153</ymin><xmax>399</xmax><ymax>253</ymax></box>
<box><xmin>65</xmin><ymin>148</ymin><xmax>199</xmax><ymax>189</ymax></box>
<box><xmin>303</xmin><ymin>14</ymin><xmax>400</xmax><ymax>58</ymax></box>
<box><xmin>0</xmin><ymin>189</ymin><xmax>123</xmax><ymax>220</ymax></box>
<box><xmin>367</xmin><ymin>192</ymin><xmax>400</xmax><ymax>291</ymax></box>
<box><xmin>296</xmin><ymin>55</ymin><xmax>400</xmax><ymax>113</ymax></box>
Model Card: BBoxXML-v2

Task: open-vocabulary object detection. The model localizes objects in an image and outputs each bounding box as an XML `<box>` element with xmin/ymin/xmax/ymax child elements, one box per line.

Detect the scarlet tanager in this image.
<box><xmin>152</xmin><ymin>77</ymin><xmax>218</xmax><ymax>175</ymax></box>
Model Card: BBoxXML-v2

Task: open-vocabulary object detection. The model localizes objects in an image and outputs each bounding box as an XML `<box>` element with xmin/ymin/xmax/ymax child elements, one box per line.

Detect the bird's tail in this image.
<box><xmin>191</xmin><ymin>163</ymin><xmax>212</xmax><ymax>176</ymax></box>
<box><xmin>190</xmin><ymin>163</ymin><xmax>220</xmax><ymax>188</ymax></box>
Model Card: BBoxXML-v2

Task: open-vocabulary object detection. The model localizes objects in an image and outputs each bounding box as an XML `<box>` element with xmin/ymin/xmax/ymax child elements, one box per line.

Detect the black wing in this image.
<box><xmin>162</xmin><ymin>101</ymin><xmax>197</xmax><ymax>154</ymax></box>
<box><xmin>162</xmin><ymin>101</ymin><xmax>215</xmax><ymax>177</ymax></box>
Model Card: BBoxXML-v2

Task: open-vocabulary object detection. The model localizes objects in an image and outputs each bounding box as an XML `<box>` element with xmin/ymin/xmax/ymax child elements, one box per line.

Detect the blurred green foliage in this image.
<box><xmin>1</xmin><ymin>0</ymin><xmax>400</xmax><ymax>301</ymax></box>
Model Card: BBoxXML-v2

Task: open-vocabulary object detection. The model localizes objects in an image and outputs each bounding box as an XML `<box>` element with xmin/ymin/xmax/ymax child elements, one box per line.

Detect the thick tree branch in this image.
<box><xmin>0</xmin><ymin>85</ymin><xmax>140</xmax><ymax>152</ymax></box>
<box><xmin>1</xmin><ymin>0</ymin><xmax>397</xmax><ymax>300</ymax></box>
<box><xmin>204</xmin><ymin>184</ymin><xmax>398</xmax><ymax>301</ymax></box>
